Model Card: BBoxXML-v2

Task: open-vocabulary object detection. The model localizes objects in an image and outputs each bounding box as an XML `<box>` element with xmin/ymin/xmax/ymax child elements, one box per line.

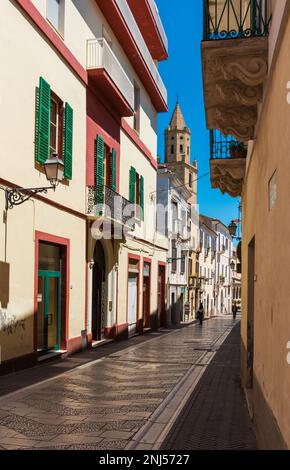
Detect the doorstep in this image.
<box><xmin>91</xmin><ymin>339</ymin><xmax>114</xmax><ymax>349</ymax></box>
<box><xmin>37</xmin><ymin>350</ymin><xmax>67</xmax><ymax>363</ymax></box>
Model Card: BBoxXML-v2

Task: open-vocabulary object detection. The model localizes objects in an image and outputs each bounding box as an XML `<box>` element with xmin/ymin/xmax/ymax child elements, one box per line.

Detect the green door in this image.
<box><xmin>37</xmin><ymin>270</ymin><xmax>61</xmax><ymax>353</ymax></box>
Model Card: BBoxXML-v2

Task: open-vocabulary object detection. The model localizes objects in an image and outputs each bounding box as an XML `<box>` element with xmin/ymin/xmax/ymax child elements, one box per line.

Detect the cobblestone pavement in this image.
<box><xmin>0</xmin><ymin>318</ymin><xmax>238</xmax><ymax>450</ymax></box>
<box><xmin>162</xmin><ymin>322</ymin><xmax>257</xmax><ymax>450</ymax></box>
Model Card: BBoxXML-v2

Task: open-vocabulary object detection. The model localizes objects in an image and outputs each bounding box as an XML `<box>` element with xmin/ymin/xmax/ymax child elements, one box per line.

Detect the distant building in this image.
<box><xmin>198</xmin><ymin>215</ymin><xmax>234</xmax><ymax>317</ymax></box>
<box><xmin>162</xmin><ymin>101</ymin><xmax>199</xmax><ymax>319</ymax></box>
<box><xmin>157</xmin><ymin>169</ymin><xmax>193</xmax><ymax>324</ymax></box>
<box><xmin>198</xmin><ymin>216</ymin><xmax>217</xmax><ymax>317</ymax></box>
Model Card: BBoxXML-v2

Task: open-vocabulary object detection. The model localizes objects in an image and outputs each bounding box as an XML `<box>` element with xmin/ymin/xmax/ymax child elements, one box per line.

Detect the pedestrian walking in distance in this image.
<box><xmin>232</xmin><ymin>302</ymin><xmax>238</xmax><ymax>320</ymax></box>
<box><xmin>197</xmin><ymin>302</ymin><xmax>204</xmax><ymax>326</ymax></box>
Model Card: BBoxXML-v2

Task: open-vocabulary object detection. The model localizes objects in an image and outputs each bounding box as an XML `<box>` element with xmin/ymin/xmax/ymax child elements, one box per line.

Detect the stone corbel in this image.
<box><xmin>208</xmin><ymin>106</ymin><xmax>256</xmax><ymax>140</ymax></box>
<box><xmin>216</xmin><ymin>82</ymin><xmax>263</xmax><ymax>107</ymax></box>
<box><xmin>222</xmin><ymin>57</ymin><xmax>268</xmax><ymax>87</ymax></box>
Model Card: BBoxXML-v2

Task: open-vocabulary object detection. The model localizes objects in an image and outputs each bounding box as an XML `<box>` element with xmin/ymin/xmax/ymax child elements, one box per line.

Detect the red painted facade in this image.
<box><xmin>86</xmin><ymin>88</ymin><xmax>121</xmax><ymax>190</ymax></box>
<box><xmin>127</xmin><ymin>0</ymin><xmax>168</xmax><ymax>61</ymax></box>
<box><xmin>88</xmin><ymin>70</ymin><xmax>134</xmax><ymax>117</ymax></box>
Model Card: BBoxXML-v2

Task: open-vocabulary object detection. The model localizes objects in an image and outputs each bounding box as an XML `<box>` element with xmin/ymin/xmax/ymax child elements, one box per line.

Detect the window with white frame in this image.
<box><xmin>47</xmin><ymin>0</ymin><xmax>65</xmax><ymax>35</ymax></box>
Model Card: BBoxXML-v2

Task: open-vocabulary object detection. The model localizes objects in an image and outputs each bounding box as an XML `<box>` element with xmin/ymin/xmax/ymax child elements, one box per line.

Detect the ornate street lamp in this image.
<box><xmin>5</xmin><ymin>154</ymin><xmax>64</xmax><ymax>210</ymax></box>
<box><xmin>228</xmin><ymin>220</ymin><xmax>238</xmax><ymax>237</ymax></box>
<box><xmin>230</xmin><ymin>260</ymin><xmax>235</xmax><ymax>271</ymax></box>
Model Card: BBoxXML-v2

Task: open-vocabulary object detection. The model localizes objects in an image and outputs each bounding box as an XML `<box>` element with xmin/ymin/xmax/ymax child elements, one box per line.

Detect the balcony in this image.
<box><xmin>87</xmin><ymin>38</ymin><xmax>134</xmax><ymax>117</ymax></box>
<box><xmin>210</xmin><ymin>129</ymin><xmax>247</xmax><ymax>197</ymax></box>
<box><xmin>95</xmin><ymin>0</ymin><xmax>167</xmax><ymax>112</ymax></box>
<box><xmin>201</xmin><ymin>0</ymin><xmax>272</xmax><ymax>141</ymax></box>
<box><xmin>127</xmin><ymin>0</ymin><xmax>168</xmax><ymax>61</ymax></box>
<box><xmin>87</xmin><ymin>185</ymin><xmax>135</xmax><ymax>228</ymax></box>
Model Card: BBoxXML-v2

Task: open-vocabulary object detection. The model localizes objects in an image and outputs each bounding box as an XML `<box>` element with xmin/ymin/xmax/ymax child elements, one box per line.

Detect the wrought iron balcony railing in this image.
<box><xmin>87</xmin><ymin>185</ymin><xmax>135</xmax><ymax>226</ymax></box>
<box><xmin>203</xmin><ymin>0</ymin><xmax>272</xmax><ymax>41</ymax></box>
<box><xmin>210</xmin><ymin>130</ymin><xmax>247</xmax><ymax>160</ymax></box>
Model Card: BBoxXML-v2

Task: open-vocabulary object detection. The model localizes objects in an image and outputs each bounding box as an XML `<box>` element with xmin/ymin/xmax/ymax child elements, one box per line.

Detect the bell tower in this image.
<box><xmin>164</xmin><ymin>101</ymin><xmax>197</xmax><ymax>206</ymax></box>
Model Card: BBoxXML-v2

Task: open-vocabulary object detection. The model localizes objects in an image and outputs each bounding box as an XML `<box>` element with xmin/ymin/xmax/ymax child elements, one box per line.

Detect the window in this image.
<box><xmin>102</xmin><ymin>25</ymin><xmax>113</xmax><ymax>48</ymax></box>
<box><xmin>129</xmin><ymin>166</ymin><xmax>144</xmax><ymax>220</ymax></box>
<box><xmin>171</xmin><ymin>144</ymin><xmax>174</xmax><ymax>154</ymax></box>
<box><xmin>171</xmin><ymin>201</ymin><xmax>178</xmax><ymax>232</ymax></box>
<box><xmin>49</xmin><ymin>95</ymin><xmax>63</xmax><ymax>158</ymax></box>
<box><xmin>37</xmin><ymin>77</ymin><xmax>73</xmax><ymax>180</ymax></box>
<box><xmin>189</xmin><ymin>172</ymin><xmax>193</xmax><ymax>188</ymax></box>
<box><xmin>189</xmin><ymin>258</ymin><xmax>193</xmax><ymax>276</ymax></box>
<box><xmin>181</xmin><ymin>251</ymin><xmax>186</xmax><ymax>274</ymax></box>
<box><xmin>187</xmin><ymin>147</ymin><xmax>190</xmax><ymax>156</ymax></box>
<box><xmin>269</xmin><ymin>170</ymin><xmax>277</xmax><ymax>210</ymax></box>
<box><xmin>133</xmin><ymin>83</ymin><xmax>140</xmax><ymax>133</ymax></box>
<box><xmin>47</xmin><ymin>0</ymin><xmax>64</xmax><ymax>35</ymax></box>
<box><xmin>94</xmin><ymin>136</ymin><xmax>117</xmax><ymax>207</ymax></box>
<box><xmin>180</xmin><ymin>144</ymin><xmax>184</xmax><ymax>153</ymax></box>
<box><xmin>171</xmin><ymin>240</ymin><xmax>177</xmax><ymax>273</ymax></box>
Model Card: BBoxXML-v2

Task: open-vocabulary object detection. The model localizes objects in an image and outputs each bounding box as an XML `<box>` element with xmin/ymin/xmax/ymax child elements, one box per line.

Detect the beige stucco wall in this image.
<box><xmin>0</xmin><ymin>1</ymin><xmax>87</xmax><ymax>362</ymax></box>
<box><xmin>1</xmin><ymin>1</ymin><xmax>87</xmax><ymax>212</ymax></box>
<box><xmin>0</xmin><ymin>196</ymin><xmax>86</xmax><ymax>362</ymax></box>
<box><xmin>241</xmin><ymin>11</ymin><xmax>290</xmax><ymax>447</ymax></box>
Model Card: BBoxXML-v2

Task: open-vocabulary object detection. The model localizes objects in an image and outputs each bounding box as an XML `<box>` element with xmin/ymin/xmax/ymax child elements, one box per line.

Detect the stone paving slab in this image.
<box><xmin>161</xmin><ymin>323</ymin><xmax>257</xmax><ymax>450</ymax></box>
<box><xmin>0</xmin><ymin>318</ymin><xmax>236</xmax><ymax>450</ymax></box>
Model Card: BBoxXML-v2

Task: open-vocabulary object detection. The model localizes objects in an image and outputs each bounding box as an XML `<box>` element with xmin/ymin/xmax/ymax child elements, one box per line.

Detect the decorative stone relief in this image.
<box><xmin>210</xmin><ymin>158</ymin><xmax>246</xmax><ymax>198</ymax></box>
<box><xmin>202</xmin><ymin>36</ymin><xmax>268</xmax><ymax>142</ymax></box>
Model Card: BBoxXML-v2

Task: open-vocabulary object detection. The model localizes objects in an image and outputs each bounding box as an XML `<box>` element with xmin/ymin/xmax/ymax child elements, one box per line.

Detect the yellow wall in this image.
<box><xmin>241</xmin><ymin>12</ymin><xmax>290</xmax><ymax>447</ymax></box>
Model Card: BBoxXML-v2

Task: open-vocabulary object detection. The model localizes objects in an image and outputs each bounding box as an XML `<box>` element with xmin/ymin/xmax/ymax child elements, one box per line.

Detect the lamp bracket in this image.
<box><xmin>5</xmin><ymin>186</ymin><xmax>55</xmax><ymax>210</ymax></box>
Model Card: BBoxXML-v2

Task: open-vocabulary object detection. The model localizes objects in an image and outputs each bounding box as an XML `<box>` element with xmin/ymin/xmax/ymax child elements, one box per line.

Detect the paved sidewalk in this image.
<box><xmin>162</xmin><ymin>323</ymin><xmax>257</xmax><ymax>450</ymax></box>
<box><xmin>0</xmin><ymin>318</ymin><xmax>236</xmax><ymax>450</ymax></box>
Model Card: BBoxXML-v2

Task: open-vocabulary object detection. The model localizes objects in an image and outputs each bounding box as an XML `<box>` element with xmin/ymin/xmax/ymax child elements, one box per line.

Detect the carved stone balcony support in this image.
<box><xmin>201</xmin><ymin>37</ymin><xmax>268</xmax><ymax>141</ymax></box>
<box><xmin>210</xmin><ymin>157</ymin><xmax>246</xmax><ymax>197</ymax></box>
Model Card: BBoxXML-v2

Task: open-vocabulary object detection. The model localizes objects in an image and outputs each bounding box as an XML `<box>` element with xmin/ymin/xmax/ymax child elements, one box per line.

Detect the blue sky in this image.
<box><xmin>156</xmin><ymin>0</ymin><xmax>240</xmax><ymax>225</ymax></box>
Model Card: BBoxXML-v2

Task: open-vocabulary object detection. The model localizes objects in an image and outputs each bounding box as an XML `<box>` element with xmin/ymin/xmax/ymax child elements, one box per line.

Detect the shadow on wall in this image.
<box><xmin>0</xmin><ymin>261</ymin><xmax>10</xmax><ymax>309</ymax></box>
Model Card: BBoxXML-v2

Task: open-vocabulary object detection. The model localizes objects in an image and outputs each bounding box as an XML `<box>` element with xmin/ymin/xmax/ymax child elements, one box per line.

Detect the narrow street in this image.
<box><xmin>0</xmin><ymin>317</ymin><xmax>255</xmax><ymax>450</ymax></box>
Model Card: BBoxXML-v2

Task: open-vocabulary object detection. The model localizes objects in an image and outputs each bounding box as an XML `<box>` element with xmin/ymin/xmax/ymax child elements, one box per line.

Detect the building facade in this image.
<box><xmin>162</xmin><ymin>102</ymin><xmax>199</xmax><ymax>319</ymax></box>
<box><xmin>201</xmin><ymin>0</ymin><xmax>290</xmax><ymax>448</ymax></box>
<box><xmin>198</xmin><ymin>215</ymin><xmax>233</xmax><ymax>317</ymax></box>
<box><xmin>0</xmin><ymin>0</ymin><xmax>168</xmax><ymax>373</ymax></box>
<box><xmin>212</xmin><ymin>219</ymin><xmax>233</xmax><ymax>316</ymax></box>
<box><xmin>157</xmin><ymin>169</ymin><xmax>193</xmax><ymax>325</ymax></box>
<box><xmin>198</xmin><ymin>216</ymin><xmax>216</xmax><ymax>317</ymax></box>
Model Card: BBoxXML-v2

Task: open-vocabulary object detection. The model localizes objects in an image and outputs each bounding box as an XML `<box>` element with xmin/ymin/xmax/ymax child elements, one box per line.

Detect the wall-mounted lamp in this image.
<box><xmin>5</xmin><ymin>154</ymin><xmax>64</xmax><ymax>210</ymax></box>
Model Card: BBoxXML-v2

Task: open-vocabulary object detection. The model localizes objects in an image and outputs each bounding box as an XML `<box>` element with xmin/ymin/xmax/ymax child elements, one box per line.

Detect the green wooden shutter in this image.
<box><xmin>64</xmin><ymin>103</ymin><xmax>73</xmax><ymax>180</ymax></box>
<box><xmin>95</xmin><ymin>135</ymin><xmax>105</xmax><ymax>206</ymax></box>
<box><xmin>111</xmin><ymin>149</ymin><xmax>117</xmax><ymax>192</ymax></box>
<box><xmin>37</xmin><ymin>77</ymin><xmax>51</xmax><ymax>164</ymax></box>
<box><xmin>129</xmin><ymin>166</ymin><xmax>136</xmax><ymax>203</ymax></box>
<box><xmin>140</xmin><ymin>175</ymin><xmax>144</xmax><ymax>221</ymax></box>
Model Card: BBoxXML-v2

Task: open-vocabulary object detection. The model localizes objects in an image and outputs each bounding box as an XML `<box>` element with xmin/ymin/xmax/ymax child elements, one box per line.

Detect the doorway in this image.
<box><xmin>247</xmin><ymin>237</ymin><xmax>255</xmax><ymax>388</ymax></box>
<box><xmin>37</xmin><ymin>242</ymin><xmax>62</xmax><ymax>354</ymax></box>
<box><xmin>142</xmin><ymin>261</ymin><xmax>151</xmax><ymax>329</ymax></box>
<box><xmin>158</xmin><ymin>264</ymin><xmax>166</xmax><ymax>327</ymax></box>
<box><xmin>92</xmin><ymin>241</ymin><xmax>106</xmax><ymax>341</ymax></box>
<box><xmin>127</xmin><ymin>257</ymin><xmax>140</xmax><ymax>337</ymax></box>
